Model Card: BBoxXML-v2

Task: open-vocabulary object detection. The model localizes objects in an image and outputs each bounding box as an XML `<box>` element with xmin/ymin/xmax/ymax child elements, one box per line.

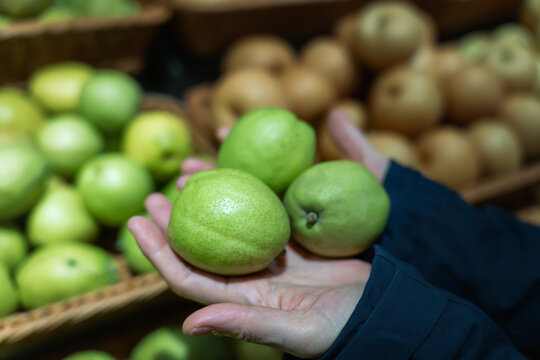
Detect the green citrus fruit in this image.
<box><xmin>117</xmin><ymin>213</ymin><xmax>155</xmax><ymax>274</ymax></box>
<box><xmin>218</xmin><ymin>107</ymin><xmax>315</xmax><ymax>194</ymax></box>
<box><xmin>0</xmin><ymin>143</ymin><xmax>50</xmax><ymax>222</ymax></box>
<box><xmin>30</xmin><ymin>62</ymin><xmax>93</xmax><ymax>112</ymax></box>
<box><xmin>76</xmin><ymin>153</ymin><xmax>154</xmax><ymax>227</ymax></box>
<box><xmin>284</xmin><ymin>160</ymin><xmax>390</xmax><ymax>257</ymax></box>
<box><xmin>0</xmin><ymin>264</ymin><xmax>18</xmax><ymax>317</ymax></box>
<box><xmin>79</xmin><ymin>70</ymin><xmax>142</xmax><ymax>134</ymax></box>
<box><xmin>27</xmin><ymin>183</ymin><xmax>99</xmax><ymax>246</ymax></box>
<box><xmin>36</xmin><ymin>113</ymin><xmax>104</xmax><ymax>177</ymax></box>
<box><xmin>0</xmin><ymin>225</ymin><xmax>28</xmax><ymax>271</ymax></box>
<box><xmin>16</xmin><ymin>242</ymin><xmax>119</xmax><ymax>309</ymax></box>
<box><xmin>0</xmin><ymin>89</ymin><xmax>45</xmax><ymax>136</ymax></box>
<box><xmin>168</xmin><ymin>168</ymin><xmax>290</xmax><ymax>276</ymax></box>
<box><xmin>122</xmin><ymin>111</ymin><xmax>193</xmax><ymax>182</ymax></box>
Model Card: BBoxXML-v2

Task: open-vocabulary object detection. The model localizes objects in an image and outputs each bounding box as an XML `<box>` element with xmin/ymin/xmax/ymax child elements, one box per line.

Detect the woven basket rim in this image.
<box><xmin>0</xmin><ymin>4</ymin><xmax>170</xmax><ymax>40</ymax></box>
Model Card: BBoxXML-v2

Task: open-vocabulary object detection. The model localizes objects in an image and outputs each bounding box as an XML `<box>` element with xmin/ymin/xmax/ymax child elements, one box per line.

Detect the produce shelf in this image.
<box><xmin>0</xmin><ymin>2</ymin><xmax>170</xmax><ymax>85</ymax></box>
<box><xmin>0</xmin><ymin>93</ymin><xmax>213</xmax><ymax>352</ymax></box>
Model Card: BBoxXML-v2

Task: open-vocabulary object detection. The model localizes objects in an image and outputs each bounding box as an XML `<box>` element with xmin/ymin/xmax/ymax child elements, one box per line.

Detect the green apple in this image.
<box><xmin>0</xmin><ymin>89</ymin><xmax>45</xmax><ymax>136</ymax></box>
<box><xmin>117</xmin><ymin>213</ymin><xmax>154</xmax><ymax>274</ymax></box>
<box><xmin>27</xmin><ymin>183</ymin><xmax>99</xmax><ymax>246</ymax></box>
<box><xmin>79</xmin><ymin>70</ymin><xmax>142</xmax><ymax>135</ymax></box>
<box><xmin>76</xmin><ymin>153</ymin><xmax>154</xmax><ymax>227</ymax></box>
<box><xmin>16</xmin><ymin>242</ymin><xmax>120</xmax><ymax>309</ymax></box>
<box><xmin>62</xmin><ymin>350</ymin><xmax>116</xmax><ymax>360</ymax></box>
<box><xmin>0</xmin><ymin>225</ymin><xmax>28</xmax><ymax>271</ymax></box>
<box><xmin>122</xmin><ymin>111</ymin><xmax>193</xmax><ymax>182</ymax></box>
<box><xmin>0</xmin><ymin>264</ymin><xmax>18</xmax><ymax>317</ymax></box>
<box><xmin>30</xmin><ymin>62</ymin><xmax>93</xmax><ymax>113</ymax></box>
<box><xmin>0</xmin><ymin>143</ymin><xmax>50</xmax><ymax>222</ymax></box>
<box><xmin>131</xmin><ymin>327</ymin><xmax>234</xmax><ymax>360</ymax></box>
<box><xmin>36</xmin><ymin>113</ymin><xmax>104</xmax><ymax>177</ymax></box>
<box><xmin>0</xmin><ymin>0</ymin><xmax>53</xmax><ymax>18</ymax></box>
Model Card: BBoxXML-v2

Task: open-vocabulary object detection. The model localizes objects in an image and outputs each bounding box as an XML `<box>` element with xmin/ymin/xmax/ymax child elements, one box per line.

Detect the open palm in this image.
<box><xmin>128</xmin><ymin>110</ymin><xmax>389</xmax><ymax>358</ymax></box>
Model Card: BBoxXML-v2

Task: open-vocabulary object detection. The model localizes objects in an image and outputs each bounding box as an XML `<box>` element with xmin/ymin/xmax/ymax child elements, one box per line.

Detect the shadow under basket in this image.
<box><xmin>0</xmin><ymin>3</ymin><xmax>171</xmax><ymax>85</ymax></box>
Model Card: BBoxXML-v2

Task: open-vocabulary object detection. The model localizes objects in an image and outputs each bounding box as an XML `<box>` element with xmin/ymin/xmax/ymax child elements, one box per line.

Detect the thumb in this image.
<box><xmin>326</xmin><ymin>109</ymin><xmax>390</xmax><ymax>182</ymax></box>
<box><xmin>183</xmin><ymin>303</ymin><xmax>325</xmax><ymax>358</ymax></box>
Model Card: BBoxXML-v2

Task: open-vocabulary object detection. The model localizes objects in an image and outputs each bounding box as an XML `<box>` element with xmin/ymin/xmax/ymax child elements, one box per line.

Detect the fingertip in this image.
<box><xmin>176</xmin><ymin>175</ymin><xmax>191</xmax><ymax>190</ymax></box>
<box><xmin>181</xmin><ymin>157</ymin><xmax>216</xmax><ymax>174</ymax></box>
<box><xmin>216</xmin><ymin>126</ymin><xmax>231</xmax><ymax>142</ymax></box>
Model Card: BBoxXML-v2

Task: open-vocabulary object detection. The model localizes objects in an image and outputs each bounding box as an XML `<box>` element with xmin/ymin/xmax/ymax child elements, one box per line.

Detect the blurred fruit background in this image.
<box><xmin>2</xmin><ymin>0</ymin><xmax>540</xmax><ymax>359</ymax></box>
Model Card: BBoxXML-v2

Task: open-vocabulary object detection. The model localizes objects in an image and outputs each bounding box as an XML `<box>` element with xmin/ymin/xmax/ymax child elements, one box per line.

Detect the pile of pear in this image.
<box><xmin>0</xmin><ymin>61</ymin><xmax>194</xmax><ymax>318</ymax></box>
<box><xmin>208</xmin><ymin>0</ymin><xmax>540</xmax><ymax>191</ymax></box>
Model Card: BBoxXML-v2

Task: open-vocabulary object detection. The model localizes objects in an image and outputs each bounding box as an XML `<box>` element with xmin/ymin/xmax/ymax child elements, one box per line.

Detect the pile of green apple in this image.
<box><xmin>206</xmin><ymin>0</ymin><xmax>540</xmax><ymax>191</ymax></box>
<box><xmin>0</xmin><ymin>61</ymin><xmax>194</xmax><ymax>318</ymax></box>
<box><xmin>0</xmin><ymin>0</ymin><xmax>140</xmax><ymax>27</ymax></box>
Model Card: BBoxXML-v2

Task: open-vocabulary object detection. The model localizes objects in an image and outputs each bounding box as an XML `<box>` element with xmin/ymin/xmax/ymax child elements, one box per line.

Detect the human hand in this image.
<box><xmin>129</xmin><ymin>196</ymin><xmax>371</xmax><ymax>357</ymax></box>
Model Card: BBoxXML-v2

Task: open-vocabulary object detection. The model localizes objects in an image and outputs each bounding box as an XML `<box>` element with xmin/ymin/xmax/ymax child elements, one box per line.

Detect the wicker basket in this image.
<box><xmin>0</xmin><ymin>3</ymin><xmax>171</xmax><ymax>85</ymax></box>
<box><xmin>184</xmin><ymin>83</ymin><xmax>540</xmax><ymax>206</ymax></box>
<box><xmin>0</xmin><ymin>93</ymin><xmax>215</xmax><ymax>350</ymax></box>
<box><xmin>162</xmin><ymin>0</ymin><xmax>521</xmax><ymax>56</ymax></box>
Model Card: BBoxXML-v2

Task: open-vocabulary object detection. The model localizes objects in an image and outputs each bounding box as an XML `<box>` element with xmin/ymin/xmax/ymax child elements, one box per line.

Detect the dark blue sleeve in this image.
<box><xmin>284</xmin><ymin>246</ymin><xmax>526</xmax><ymax>360</ymax></box>
<box><xmin>379</xmin><ymin>161</ymin><xmax>540</xmax><ymax>357</ymax></box>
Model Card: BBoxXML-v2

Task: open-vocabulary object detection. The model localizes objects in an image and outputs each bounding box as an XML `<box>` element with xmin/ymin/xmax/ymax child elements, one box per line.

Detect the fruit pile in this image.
<box><xmin>0</xmin><ymin>61</ymin><xmax>193</xmax><ymax>318</ymax></box>
<box><xmin>61</xmin><ymin>326</ymin><xmax>283</xmax><ymax>360</ymax></box>
<box><xmin>206</xmin><ymin>0</ymin><xmax>540</xmax><ymax>191</ymax></box>
<box><xmin>0</xmin><ymin>0</ymin><xmax>140</xmax><ymax>27</ymax></box>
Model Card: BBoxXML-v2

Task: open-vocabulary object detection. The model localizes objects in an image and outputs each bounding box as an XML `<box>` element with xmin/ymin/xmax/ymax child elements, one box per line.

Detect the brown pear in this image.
<box><xmin>222</xmin><ymin>35</ymin><xmax>296</xmax><ymax>76</ymax></box>
<box><xmin>301</xmin><ymin>37</ymin><xmax>359</xmax><ymax>97</ymax></box>
<box><xmin>485</xmin><ymin>42</ymin><xmax>536</xmax><ymax>91</ymax></box>
<box><xmin>366</xmin><ymin>130</ymin><xmax>419</xmax><ymax>168</ymax></box>
<box><xmin>446</xmin><ymin>65</ymin><xmax>504</xmax><ymax>124</ymax></box>
<box><xmin>210</xmin><ymin>68</ymin><xmax>286</xmax><ymax>131</ymax></box>
<box><xmin>279</xmin><ymin>65</ymin><xmax>337</xmax><ymax>123</ymax></box>
<box><xmin>369</xmin><ymin>67</ymin><xmax>443</xmax><ymax>137</ymax></box>
<box><xmin>500</xmin><ymin>94</ymin><xmax>540</xmax><ymax>159</ymax></box>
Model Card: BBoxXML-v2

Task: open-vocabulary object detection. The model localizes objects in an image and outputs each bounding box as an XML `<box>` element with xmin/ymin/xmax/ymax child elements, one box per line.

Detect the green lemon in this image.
<box><xmin>0</xmin><ymin>143</ymin><xmax>50</xmax><ymax>222</ymax></box>
<box><xmin>79</xmin><ymin>70</ymin><xmax>142</xmax><ymax>135</ymax></box>
<box><xmin>122</xmin><ymin>111</ymin><xmax>193</xmax><ymax>182</ymax></box>
<box><xmin>168</xmin><ymin>168</ymin><xmax>290</xmax><ymax>276</ymax></box>
<box><xmin>117</xmin><ymin>213</ymin><xmax>155</xmax><ymax>274</ymax></box>
<box><xmin>27</xmin><ymin>183</ymin><xmax>99</xmax><ymax>246</ymax></box>
<box><xmin>62</xmin><ymin>350</ymin><xmax>116</xmax><ymax>360</ymax></box>
<box><xmin>15</xmin><ymin>242</ymin><xmax>119</xmax><ymax>309</ymax></box>
<box><xmin>218</xmin><ymin>107</ymin><xmax>315</xmax><ymax>194</ymax></box>
<box><xmin>30</xmin><ymin>62</ymin><xmax>93</xmax><ymax>112</ymax></box>
<box><xmin>0</xmin><ymin>225</ymin><xmax>28</xmax><ymax>271</ymax></box>
<box><xmin>0</xmin><ymin>90</ymin><xmax>45</xmax><ymax>136</ymax></box>
<box><xmin>0</xmin><ymin>0</ymin><xmax>53</xmax><ymax>18</ymax></box>
<box><xmin>284</xmin><ymin>161</ymin><xmax>390</xmax><ymax>257</ymax></box>
<box><xmin>76</xmin><ymin>153</ymin><xmax>154</xmax><ymax>227</ymax></box>
<box><xmin>0</xmin><ymin>264</ymin><xmax>18</xmax><ymax>317</ymax></box>
<box><xmin>36</xmin><ymin>113</ymin><xmax>104</xmax><ymax>177</ymax></box>
<box><xmin>131</xmin><ymin>327</ymin><xmax>234</xmax><ymax>360</ymax></box>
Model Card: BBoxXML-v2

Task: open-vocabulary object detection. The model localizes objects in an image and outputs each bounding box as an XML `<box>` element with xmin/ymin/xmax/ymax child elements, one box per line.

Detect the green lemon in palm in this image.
<box><xmin>76</xmin><ymin>153</ymin><xmax>154</xmax><ymax>227</ymax></box>
<box><xmin>0</xmin><ymin>225</ymin><xmax>28</xmax><ymax>271</ymax></box>
<box><xmin>0</xmin><ymin>89</ymin><xmax>45</xmax><ymax>136</ymax></box>
<box><xmin>284</xmin><ymin>161</ymin><xmax>390</xmax><ymax>257</ymax></box>
<box><xmin>79</xmin><ymin>70</ymin><xmax>142</xmax><ymax>135</ymax></box>
<box><xmin>36</xmin><ymin>113</ymin><xmax>104</xmax><ymax>177</ymax></box>
<box><xmin>122</xmin><ymin>111</ymin><xmax>193</xmax><ymax>182</ymax></box>
<box><xmin>15</xmin><ymin>242</ymin><xmax>120</xmax><ymax>309</ymax></box>
<box><xmin>30</xmin><ymin>62</ymin><xmax>93</xmax><ymax>112</ymax></box>
<box><xmin>218</xmin><ymin>107</ymin><xmax>315</xmax><ymax>194</ymax></box>
<box><xmin>168</xmin><ymin>168</ymin><xmax>290</xmax><ymax>276</ymax></box>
